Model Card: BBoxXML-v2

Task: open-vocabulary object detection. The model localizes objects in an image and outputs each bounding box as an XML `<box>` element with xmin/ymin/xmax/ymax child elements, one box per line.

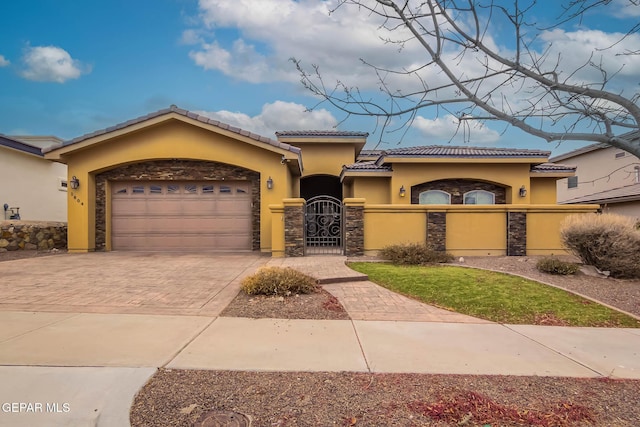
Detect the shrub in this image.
<box><xmin>536</xmin><ymin>257</ymin><xmax>580</xmax><ymax>275</ymax></box>
<box><xmin>560</xmin><ymin>214</ymin><xmax>640</xmax><ymax>278</ymax></box>
<box><xmin>379</xmin><ymin>243</ymin><xmax>454</xmax><ymax>265</ymax></box>
<box><xmin>240</xmin><ymin>267</ymin><xmax>318</xmax><ymax>296</ymax></box>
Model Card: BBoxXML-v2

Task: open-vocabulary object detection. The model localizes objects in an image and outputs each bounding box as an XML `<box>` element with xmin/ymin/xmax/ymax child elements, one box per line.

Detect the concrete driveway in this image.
<box><xmin>0</xmin><ymin>252</ymin><xmax>269</xmax><ymax>316</ymax></box>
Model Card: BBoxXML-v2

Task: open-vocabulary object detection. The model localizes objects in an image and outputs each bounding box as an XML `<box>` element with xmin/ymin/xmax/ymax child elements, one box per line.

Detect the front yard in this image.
<box><xmin>349</xmin><ymin>262</ymin><xmax>640</xmax><ymax>327</ymax></box>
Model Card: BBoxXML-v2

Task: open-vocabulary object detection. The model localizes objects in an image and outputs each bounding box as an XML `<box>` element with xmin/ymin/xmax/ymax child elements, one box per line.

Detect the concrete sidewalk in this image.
<box><xmin>1</xmin><ymin>313</ymin><xmax>639</xmax><ymax>426</ymax></box>
<box><xmin>1</xmin><ymin>311</ymin><xmax>639</xmax><ymax>378</ymax></box>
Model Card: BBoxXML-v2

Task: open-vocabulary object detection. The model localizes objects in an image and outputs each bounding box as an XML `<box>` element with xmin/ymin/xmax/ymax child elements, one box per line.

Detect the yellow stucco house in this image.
<box><xmin>44</xmin><ymin>105</ymin><xmax>597</xmax><ymax>257</ymax></box>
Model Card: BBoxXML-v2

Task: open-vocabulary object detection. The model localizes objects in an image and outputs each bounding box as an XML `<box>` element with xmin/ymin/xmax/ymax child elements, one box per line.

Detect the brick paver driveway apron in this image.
<box><xmin>0</xmin><ymin>252</ymin><xmax>268</xmax><ymax>316</ymax></box>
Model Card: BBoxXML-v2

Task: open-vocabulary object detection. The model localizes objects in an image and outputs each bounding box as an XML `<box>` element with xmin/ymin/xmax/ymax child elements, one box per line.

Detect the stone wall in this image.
<box><xmin>426</xmin><ymin>212</ymin><xmax>447</xmax><ymax>251</ymax></box>
<box><xmin>95</xmin><ymin>160</ymin><xmax>261</xmax><ymax>251</ymax></box>
<box><xmin>0</xmin><ymin>221</ymin><xmax>67</xmax><ymax>251</ymax></box>
<box><xmin>411</xmin><ymin>179</ymin><xmax>506</xmax><ymax>204</ymax></box>
<box><xmin>344</xmin><ymin>204</ymin><xmax>364</xmax><ymax>256</ymax></box>
<box><xmin>507</xmin><ymin>212</ymin><xmax>527</xmax><ymax>256</ymax></box>
<box><xmin>284</xmin><ymin>202</ymin><xmax>305</xmax><ymax>257</ymax></box>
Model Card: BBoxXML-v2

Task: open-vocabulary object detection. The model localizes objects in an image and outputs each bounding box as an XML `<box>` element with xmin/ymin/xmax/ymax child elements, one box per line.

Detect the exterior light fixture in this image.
<box><xmin>519</xmin><ymin>185</ymin><xmax>527</xmax><ymax>197</ymax></box>
<box><xmin>70</xmin><ymin>176</ymin><xmax>80</xmax><ymax>190</ymax></box>
<box><xmin>399</xmin><ymin>185</ymin><xmax>406</xmax><ymax>197</ymax></box>
<box><xmin>266</xmin><ymin>176</ymin><xmax>274</xmax><ymax>190</ymax></box>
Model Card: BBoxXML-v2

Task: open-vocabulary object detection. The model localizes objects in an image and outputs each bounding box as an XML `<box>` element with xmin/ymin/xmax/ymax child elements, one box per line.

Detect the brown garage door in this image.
<box><xmin>111</xmin><ymin>181</ymin><xmax>251</xmax><ymax>251</ymax></box>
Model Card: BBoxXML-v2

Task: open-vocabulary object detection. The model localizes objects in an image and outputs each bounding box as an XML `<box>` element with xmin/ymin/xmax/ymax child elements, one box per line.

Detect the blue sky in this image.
<box><xmin>1</xmin><ymin>0</ymin><xmax>639</xmax><ymax>155</ymax></box>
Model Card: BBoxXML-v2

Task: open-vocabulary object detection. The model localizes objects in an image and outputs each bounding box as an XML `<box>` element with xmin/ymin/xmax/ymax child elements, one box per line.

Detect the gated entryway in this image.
<box><xmin>305</xmin><ymin>196</ymin><xmax>343</xmax><ymax>255</ymax></box>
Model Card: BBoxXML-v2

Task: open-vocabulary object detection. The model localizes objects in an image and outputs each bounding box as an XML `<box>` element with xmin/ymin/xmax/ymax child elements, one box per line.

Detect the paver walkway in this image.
<box><xmin>268</xmin><ymin>256</ymin><xmax>489</xmax><ymax>323</ymax></box>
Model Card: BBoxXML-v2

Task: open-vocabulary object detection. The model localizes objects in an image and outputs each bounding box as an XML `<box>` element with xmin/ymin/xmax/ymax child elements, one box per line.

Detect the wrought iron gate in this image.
<box><xmin>304</xmin><ymin>196</ymin><xmax>343</xmax><ymax>255</ymax></box>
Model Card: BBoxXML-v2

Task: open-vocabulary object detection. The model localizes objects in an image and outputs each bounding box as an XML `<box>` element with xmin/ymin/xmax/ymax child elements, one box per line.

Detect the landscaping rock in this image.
<box><xmin>0</xmin><ymin>221</ymin><xmax>67</xmax><ymax>251</ymax></box>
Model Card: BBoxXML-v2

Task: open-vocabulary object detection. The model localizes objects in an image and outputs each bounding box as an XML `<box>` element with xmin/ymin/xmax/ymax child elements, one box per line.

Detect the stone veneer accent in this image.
<box><xmin>507</xmin><ymin>212</ymin><xmax>527</xmax><ymax>256</ymax></box>
<box><xmin>411</xmin><ymin>179</ymin><xmax>506</xmax><ymax>204</ymax></box>
<box><xmin>284</xmin><ymin>201</ymin><xmax>305</xmax><ymax>257</ymax></box>
<box><xmin>0</xmin><ymin>221</ymin><xmax>67</xmax><ymax>251</ymax></box>
<box><xmin>95</xmin><ymin>160</ymin><xmax>260</xmax><ymax>251</ymax></box>
<box><xmin>343</xmin><ymin>203</ymin><xmax>364</xmax><ymax>256</ymax></box>
<box><xmin>426</xmin><ymin>212</ymin><xmax>447</xmax><ymax>251</ymax></box>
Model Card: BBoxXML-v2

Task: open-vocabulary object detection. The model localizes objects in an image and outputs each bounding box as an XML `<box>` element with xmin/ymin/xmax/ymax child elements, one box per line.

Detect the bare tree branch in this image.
<box><xmin>294</xmin><ymin>0</ymin><xmax>640</xmax><ymax>157</ymax></box>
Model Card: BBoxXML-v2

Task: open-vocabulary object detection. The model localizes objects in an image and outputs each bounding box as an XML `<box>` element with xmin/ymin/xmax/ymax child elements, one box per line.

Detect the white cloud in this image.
<box><xmin>413</xmin><ymin>115</ymin><xmax>500</xmax><ymax>145</ymax></box>
<box><xmin>0</xmin><ymin>55</ymin><xmax>9</xmax><ymax>67</ymax></box>
<box><xmin>190</xmin><ymin>39</ymin><xmax>282</xmax><ymax>83</ymax></box>
<box><xmin>196</xmin><ymin>100</ymin><xmax>338</xmax><ymax>136</ymax></box>
<box><xmin>184</xmin><ymin>0</ymin><xmax>640</xmax><ymax>142</ymax></box>
<box><xmin>539</xmin><ymin>29</ymin><xmax>640</xmax><ymax>86</ymax></box>
<box><xmin>21</xmin><ymin>46</ymin><xmax>90</xmax><ymax>83</ymax></box>
<box><xmin>180</xmin><ymin>29</ymin><xmax>204</xmax><ymax>45</ymax></box>
<box><xmin>609</xmin><ymin>0</ymin><xmax>640</xmax><ymax>18</ymax></box>
<box><xmin>186</xmin><ymin>1</ymin><xmax>640</xmax><ymax>93</ymax></box>
<box><xmin>187</xmin><ymin>0</ymin><xmax>412</xmax><ymax>85</ymax></box>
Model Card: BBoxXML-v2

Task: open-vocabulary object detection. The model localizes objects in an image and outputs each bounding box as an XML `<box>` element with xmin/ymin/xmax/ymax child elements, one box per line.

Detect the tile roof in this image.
<box><xmin>530</xmin><ymin>162</ymin><xmax>576</xmax><ymax>173</ymax></box>
<box><xmin>342</xmin><ymin>161</ymin><xmax>392</xmax><ymax>172</ymax></box>
<box><xmin>359</xmin><ymin>149</ymin><xmax>384</xmax><ymax>155</ymax></box>
<box><xmin>0</xmin><ymin>134</ymin><xmax>43</xmax><ymax>156</ymax></box>
<box><xmin>381</xmin><ymin>145</ymin><xmax>550</xmax><ymax>158</ymax></box>
<box><xmin>51</xmin><ymin>105</ymin><xmax>301</xmax><ymax>155</ymax></box>
<box><xmin>562</xmin><ymin>183</ymin><xmax>640</xmax><ymax>204</ymax></box>
<box><xmin>275</xmin><ymin>130</ymin><xmax>369</xmax><ymax>138</ymax></box>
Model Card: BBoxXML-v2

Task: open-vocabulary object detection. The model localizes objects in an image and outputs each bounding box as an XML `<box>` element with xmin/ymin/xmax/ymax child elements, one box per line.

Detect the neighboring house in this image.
<box><xmin>550</xmin><ymin>139</ymin><xmax>640</xmax><ymax>219</ymax></box>
<box><xmin>44</xmin><ymin>105</ymin><xmax>596</xmax><ymax>256</ymax></box>
<box><xmin>0</xmin><ymin>135</ymin><xmax>67</xmax><ymax>222</ymax></box>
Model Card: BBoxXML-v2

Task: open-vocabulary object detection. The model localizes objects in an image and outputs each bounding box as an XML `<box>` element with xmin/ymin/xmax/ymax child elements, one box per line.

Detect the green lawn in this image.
<box><xmin>348</xmin><ymin>262</ymin><xmax>640</xmax><ymax>327</ymax></box>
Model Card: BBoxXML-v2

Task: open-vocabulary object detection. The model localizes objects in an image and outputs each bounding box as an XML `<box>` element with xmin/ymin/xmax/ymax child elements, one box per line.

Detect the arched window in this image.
<box><xmin>463</xmin><ymin>190</ymin><xmax>495</xmax><ymax>205</ymax></box>
<box><xmin>419</xmin><ymin>190</ymin><xmax>451</xmax><ymax>204</ymax></box>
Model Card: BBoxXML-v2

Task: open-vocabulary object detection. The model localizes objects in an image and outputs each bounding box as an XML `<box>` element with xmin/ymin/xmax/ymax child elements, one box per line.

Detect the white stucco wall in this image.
<box><xmin>0</xmin><ymin>147</ymin><xmax>67</xmax><ymax>222</ymax></box>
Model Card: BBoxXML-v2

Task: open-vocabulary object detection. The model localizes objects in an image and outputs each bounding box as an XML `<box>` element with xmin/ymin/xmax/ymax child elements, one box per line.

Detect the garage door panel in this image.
<box><xmin>144</xmin><ymin>199</ymin><xmax>184</xmax><ymax>215</ymax></box>
<box><xmin>182</xmin><ymin>218</ymin><xmax>252</xmax><ymax>233</ymax></box>
<box><xmin>111</xmin><ymin>217</ymin><xmax>152</xmax><ymax>234</ymax></box>
<box><xmin>216</xmin><ymin>200</ymin><xmax>251</xmax><ymax>214</ymax></box>
<box><xmin>112</xmin><ymin>199</ymin><xmax>148</xmax><ymax>215</ymax></box>
<box><xmin>111</xmin><ymin>181</ymin><xmax>252</xmax><ymax>251</ymax></box>
<box><xmin>180</xmin><ymin>200</ymin><xmax>217</xmax><ymax>214</ymax></box>
<box><xmin>216</xmin><ymin>235</ymin><xmax>251</xmax><ymax>249</ymax></box>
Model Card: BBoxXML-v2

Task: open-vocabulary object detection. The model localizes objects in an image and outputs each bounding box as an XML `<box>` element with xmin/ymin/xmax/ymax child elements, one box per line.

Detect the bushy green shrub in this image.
<box><xmin>240</xmin><ymin>267</ymin><xmax>318</xmax><ymax>296</ymax></box>
<box><xmin>536</xmin><ymin>257</ymin><xmax>580</xmax><ymax>275</ymax></box>
<box><xmin>560</xmin><ymin>214</ymin><xmax>640</xmax><ymax>278</ymax></box>
<box><xmin>379</xmin><ymin>243</ymin><xmax>454</xmax><ymax>265</ymax></box>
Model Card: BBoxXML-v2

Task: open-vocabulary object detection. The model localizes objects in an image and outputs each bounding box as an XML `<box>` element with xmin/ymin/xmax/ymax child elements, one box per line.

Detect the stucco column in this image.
<box><xmin>269</xmin><ymin>204</ymin><xmax>285</xmax><ymax>257</ymax></box>
<box><xmin>283</xmin><ymin>198</ymin><xmax>305</xmax><ymax>257</ymax></box>
<box><xmin>343</xmin><ymin>198</ymin><xmax>365</xmax><ymax>256</ymax></box>
<box><xmin>507</xmin><ymin>211</ymin><xmax>527</xmax><ymax>256</ymax></box>
<box><xmin>427</xmin><ymin>211</ymin><xmax>447</xmax><ymax>251</ymax></box>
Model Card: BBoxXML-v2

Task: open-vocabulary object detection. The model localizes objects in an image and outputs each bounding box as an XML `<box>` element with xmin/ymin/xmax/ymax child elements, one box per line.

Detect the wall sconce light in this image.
<box><xmin>266</xmin><ymin>176</ymin><xmax>274</xmax><ymax>190</ymax></box>
<box><xmin>519</xmin><ymin>185</ymin><xmax>527</xmax><ymax>197</ymax></box>
<box><xmin>70</xmin><ymin>176</ymin><xmax>80</xmax><ymax>190</ymax></box>
<box><xmin>399</xmin><ymin>185</ymin><xmax>406</xmax><ymax>197</ymax></box>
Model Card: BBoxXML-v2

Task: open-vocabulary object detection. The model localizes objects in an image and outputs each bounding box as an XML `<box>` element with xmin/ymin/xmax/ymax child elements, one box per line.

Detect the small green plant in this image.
<box><xmin>240</xmin><ymin>267</ymin><xmax>317</xmax><ymax>296</ymax></box>
<box><xmin>561</xmin><ymin>213</ymin><xmax>640</xmax><ymax>278</ymax></box>
<box><xmin>536</xmin><ymin>257</ymin><xmax>580</xmax><ymax>275</ymax></box>
<box><xmin>379</xmin><ymin>243</ymin><xmax>454</xmax><ymax>265</ymax></box>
